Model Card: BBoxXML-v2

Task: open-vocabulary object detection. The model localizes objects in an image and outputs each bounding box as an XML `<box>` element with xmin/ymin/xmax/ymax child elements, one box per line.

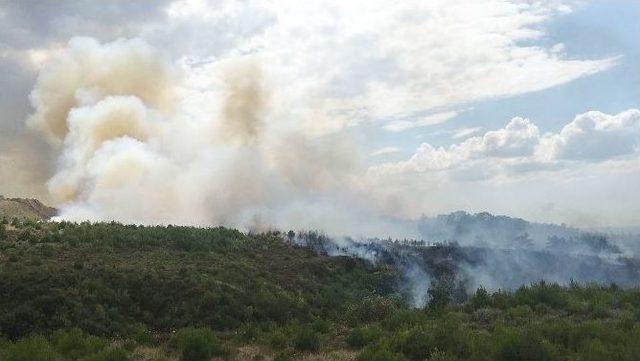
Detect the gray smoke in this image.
<box><xmin>291</xmin><ymin>212</ymin><xmax>640</xmax><ymax>307</ymax></box>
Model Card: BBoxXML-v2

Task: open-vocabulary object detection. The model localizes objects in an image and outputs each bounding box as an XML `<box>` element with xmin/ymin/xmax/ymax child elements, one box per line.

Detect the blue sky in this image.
<box><xmin>366</xmin><ymin>1</ymin><xmax>640</xmax><ymax>159</ymax></box>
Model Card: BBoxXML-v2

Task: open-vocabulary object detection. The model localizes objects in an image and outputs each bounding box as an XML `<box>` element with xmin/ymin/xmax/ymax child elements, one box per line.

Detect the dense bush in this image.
<box><xmin>1</xmin><ymin>221</ymin><xmax>639</xmax><ymax>360</ymax></box>
<box><xmin>494</xmin><ymin>328</ymin><xmax>557</xmax><ymax>361</ymax></box>
<box><xmin>346</xmin><ymin>296</ymin><xmax>398</xmax><ymax>325</ymax></box>
<box><xmin>293</xmin><ymin>327</ymin><xmax>320</xmax><ymax>352</ymax></box>
<box><xmin>1</xmin><ymin>335</ymin><xmax>60</xmax><ymax>361</ymax></box>
<box><xmin>427</xmin><ymin>278</ymin><xmax>454</xmax><ymax>312</ymax></box>
<box><xmin>348</xmin><ymin>325</ymin><xmax>383</xmax><ymax>348</ymax></box>
<box><xmin>393</xmin><ymin>326</ymin><xmax>433</xmax><ymax>360</ymax></box>
<box><xmin>51</xmin><ymin>328</ymin><xmax>107</xmax><ymax>359</ymax></box>
<box><xmin>174</xmin><ymin>327</ymin><xmax>222</xmax><ymax>361</ymax></box>
<box><xmin>468</xmin><ymin>287</ymin><xmax>491</xmax><ymax>310</ymax></box>
<box><xmin>83</xmin><ymin>346</ymin><xmax>128</xmax><ymax>361</ymax></box>
<box><xmin>0</xmin><ymin>222</ymin><xmax>393</xmax><ymax>339</ymax></box>
<box><xmin>357</xmin><ymin>344</ymin><xmax>406</xmax><ymax>361</ymax></box>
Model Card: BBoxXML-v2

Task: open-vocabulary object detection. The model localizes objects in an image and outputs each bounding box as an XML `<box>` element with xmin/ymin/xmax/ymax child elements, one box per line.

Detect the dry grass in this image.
<box><xmin>0</xmin><ymin>197</ymin><xmax>56</xmax><ymax>221</ymax></box>
<box><xmin>228</xmin><ymin>345</ymin><xmax>357</xmax><ymax>361</ymax></box>
<box><xmin>297</xmin><ymin>349</ymin><xmax>358</xmax><ymax>361</ymax></box>
<box><xmin>130</xmin><ymin>346</ymin><xmax>176</xmax><ymax>361</ymax></box>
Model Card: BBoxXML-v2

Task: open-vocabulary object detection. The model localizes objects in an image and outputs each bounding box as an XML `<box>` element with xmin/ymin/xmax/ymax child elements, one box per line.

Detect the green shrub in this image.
<box><xmin>576</xmin><ymin>340</ymin><xmax>609</xmax><ymax>361</ymax></box>
<box><xmin>566</xmin><ymin>298</ymin><xmax>588</xmax><ymax>315</ymax></box>
<box><xmin>393</xmin><ymin>326</ymin><xmax>434</xmax><ymax>360</ymax></box>
<box><xmin>473</xmin><ymin>308</ymin><xmax>503</xmax><ymax>324</ymax></box>
<box><xmin>467</xmin><ymin>332</ymin><xmax>493</xmax><ymax>361</ymax></box>
<box><xmin>490</xmin><ymin>290</ymin><xmax>513</xmax><ymax>310</ymax></box>
<box><xmin>348</xmin><ymin>325</ymin><xmax>383</xmax><ymax>348</ymax></box>
<box><xmin>311</xmin><ymin>318</ymin><xmax>330</xmax><ymax>333</ymax></box>
<box><xmin>238</xmin><ymin>323</ymin><xmax>259</xmax><ymax>343</ymax></box>
<box><xmin>267</xmin><ymin>329</ymin><xmax>288</xmax><ymax>349</ymax></box>
<box><xmin>514</xmin><ymin>282</ymin><xmax>568</xmax><ymax>310</ymax></box>
<box><xmin>347</xmin><ymin>297</ymin><xmax>397</xmax><ymax>325</ymax></box>
<box><xmin>494</xmin><ymin>328</ymin><xmax>557</xmax><ymax>361</ymax></box>
<box><xmin>427</xmin><ymin>278</ymin><xmax>454</xmax><ymax>312</ymax></box>
<box><xmin>17</xmin><ymin>229</ymin><xmax>39</xmax><ymax>244</ymax></box>
<box><xmin>431</xmin><ymin>318</ymin><xmax>471</xmax><ymax>358</ymax></box>
<box><xmin>133</xmin><ymin>326</ymin><xmax>156</xmax><ymax>346</ymax></box>
<box><xmin>469</xmin><ymin>287</ymin><xmax>491</xmax><ymax>310</ymax></box>
<box><xmin>428</xmin><ymin>350</ymin><xmax>457</xmax><ymax>361</ymax></box>
<box><xmin>84</xmin><ymin>346</ymin><xmax>129</xmax><ymax>361</ymax></box>
<box><xmin>589</xmin><ymin>297</ymin><xmax>612</xmax><ymax>318</ymax></box>
<box><xmin>273</xmin><ymin>353</ymin><xmax>293</xmax><ymax>361</ymax></box>
<box><xmin>382</xmin><ymin>309</ymin><xmax>423</xmax><ymax>332</ymax></box>
<box><xmin>357</xmin><ymin>343</ymin><xmax>406</xmax><ymax>361</ymax></box>
<box><xmin>3</xmin><ymin>335</ymin><xmax>60</xmax><ymax>361</ymax></box>
<box><xmin>175</xmin><ymin>327</ymin><xmax>221</xmax><ymax>361</ymax></box>
<box><xmin>293</xmin><ymin>327</ymin><xmax>319</xmax><ymax>352</ymax></box>
<box><xmin>51</xmin><ymin>328</ymin><xmax>107</xmax><ymax>359</ymax></box>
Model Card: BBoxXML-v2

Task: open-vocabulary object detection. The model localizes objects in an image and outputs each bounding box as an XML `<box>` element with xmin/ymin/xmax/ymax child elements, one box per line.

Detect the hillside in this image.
<box><xmin>1</xmin><ymin>220</ymin><xmax>640</xmax><ymax>361</ymax></box>
<box><xmin>417</xmin><ymin>211</ymin><xmax>582</xmax><ymax>247</ymax></box>
<box><xmin>0</xmin><ymin>196</ymin><xmax>56</xmax><ymax>221</ymax></box>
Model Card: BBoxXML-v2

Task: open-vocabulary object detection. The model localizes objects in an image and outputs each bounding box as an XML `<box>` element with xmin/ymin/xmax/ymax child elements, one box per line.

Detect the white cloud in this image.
<box><xmin>369</xmin><ymin>109</ymin><xmax>639</xmax><ymax>211</ymax></box>
<box><xmin>371</xmin><ymin>146</ymin><xmax>400</xmax><ymax>156</ymax></box>
<box><xmin>383</xmin><ymin>111</ymin><xmax>459</xmax><ymax>132</ymax></box>
<box><xmin>452</xmin><ymin>127</ymin><xmax>482</xmax><ymax>139</ymax></box>
<box><xmin>391</xmin><ymin>117</ymin><xmax>541</xmax><ymax>172</ymax></box>
<box><xmin>382</xmin><ymin>109</ymin><xmax>639</xmax><ymax>175</ymax></box>
<box><xmin>135</xmin><ymin>0</ymin><xmax>618</xmax><ymax>135</ymax></box>
<box><xmin>546</xmin><ymin>109</ymin><xmax>640</xmax><ymax>161</ymax></box>
<box><xmin>550</xmin><ymin>43</ymin><xmax>566</xmax><ymax>53</ymax></box>
<box><xmin>364</xmin><ymin>109</ymin><xmax>640</xmax><ymax>227</ymax></box>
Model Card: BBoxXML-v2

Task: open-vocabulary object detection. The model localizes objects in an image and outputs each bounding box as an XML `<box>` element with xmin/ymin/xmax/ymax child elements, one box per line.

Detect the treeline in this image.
<box><xmin>1</xmin><ymin>220</ymin><xmax>640</xmax><ymax>360</ymax></box>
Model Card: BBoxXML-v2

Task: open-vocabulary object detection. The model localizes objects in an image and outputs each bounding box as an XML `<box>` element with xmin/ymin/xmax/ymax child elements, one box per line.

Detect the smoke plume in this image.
<box><xmin>26</xmin><ymin>37</ymin><xmax>408</xmax><ymax>237</ymax></box>
<box><xmin>24</xmin><ymin>38</ymin><xmax>640</xmax><ymax>301</ymax></box>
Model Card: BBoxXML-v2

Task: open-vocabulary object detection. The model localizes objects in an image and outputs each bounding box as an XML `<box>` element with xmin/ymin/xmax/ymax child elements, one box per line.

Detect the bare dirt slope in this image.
<box><xmin>0</xmin><ymin>196</ymin><xmax>57</xmax><ymax>221</ymax></box>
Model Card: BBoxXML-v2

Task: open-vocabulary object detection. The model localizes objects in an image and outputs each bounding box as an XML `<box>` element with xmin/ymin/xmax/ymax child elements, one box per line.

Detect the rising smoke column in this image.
<box><xmin>26</xmin><ymin>37</ymin><xmax>412</xmax><ymax>237</ymax></box>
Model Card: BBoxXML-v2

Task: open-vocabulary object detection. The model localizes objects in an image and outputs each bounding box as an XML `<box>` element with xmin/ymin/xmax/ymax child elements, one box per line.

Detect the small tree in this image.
<box><xmin>427</xmin><ymin>277</ymin><xmax>454</xmax><ymax>312</ymax></box>
<box><xmin>469</xmin><ymin>287</ymin><xmax>491</xmax><ymax>310</ymax></box>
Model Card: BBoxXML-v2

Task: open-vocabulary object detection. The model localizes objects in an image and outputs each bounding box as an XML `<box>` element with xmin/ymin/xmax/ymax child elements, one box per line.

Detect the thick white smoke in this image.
<box><xmin>27</xmin><ymin>37</ymin><xmax>414</xmax><ymax>238</ymax></box>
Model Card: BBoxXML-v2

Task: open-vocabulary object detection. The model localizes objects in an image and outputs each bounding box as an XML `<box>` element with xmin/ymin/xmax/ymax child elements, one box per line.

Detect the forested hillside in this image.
<box><xmin>1</xmin><ymin>219</ymin><xmax>640</xmax><ymax>361</ymax></box>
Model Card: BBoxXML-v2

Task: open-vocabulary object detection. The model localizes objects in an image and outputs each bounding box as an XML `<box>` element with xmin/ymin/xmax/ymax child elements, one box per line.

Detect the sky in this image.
<box><xmin>0</xmin><ymin>0</ymin><xmax>638</xmax><ymax>232</ymax></box>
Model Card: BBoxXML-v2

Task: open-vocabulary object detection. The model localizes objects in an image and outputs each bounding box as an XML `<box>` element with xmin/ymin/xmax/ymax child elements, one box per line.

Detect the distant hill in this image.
<box><xmin>0</xmin><ymin>196</ymin><xmax>56</xmax><ymax>221</ymax></box>
<box><xmin>417</xmin><ymin>211</ymin><xmax>583</xmax><ymax>248</ymax></box>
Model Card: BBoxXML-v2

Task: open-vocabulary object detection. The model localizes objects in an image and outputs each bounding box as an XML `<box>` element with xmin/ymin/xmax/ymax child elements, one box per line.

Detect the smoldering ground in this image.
<box><xmin>291</xmin><ymin>212</ymin><xmax>640</xmax><ymax>307</ymax></box>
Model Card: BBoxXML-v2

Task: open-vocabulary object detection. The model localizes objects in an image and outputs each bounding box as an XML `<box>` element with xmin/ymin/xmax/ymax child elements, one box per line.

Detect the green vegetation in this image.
<box><xmin>175</xmin><ymin>327</ymin><xmax>223</xmax><ymax>361</ymax></box>
<box><xmin>1</xmin><ymin>220</ymin><xmax>640</xmax><ymax>360</ymax></box>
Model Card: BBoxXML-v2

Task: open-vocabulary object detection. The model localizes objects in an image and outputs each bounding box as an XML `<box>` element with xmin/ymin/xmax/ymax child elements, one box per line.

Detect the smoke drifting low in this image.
<box><xmin>293</xmin><ymin>212</ymin><xmax>640</xmax><ymax>307</ymax></box>
<box><xmin>27</xmin><ymin>37</ymin><xmax>406</xmax><ymax>237</ymax></box>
